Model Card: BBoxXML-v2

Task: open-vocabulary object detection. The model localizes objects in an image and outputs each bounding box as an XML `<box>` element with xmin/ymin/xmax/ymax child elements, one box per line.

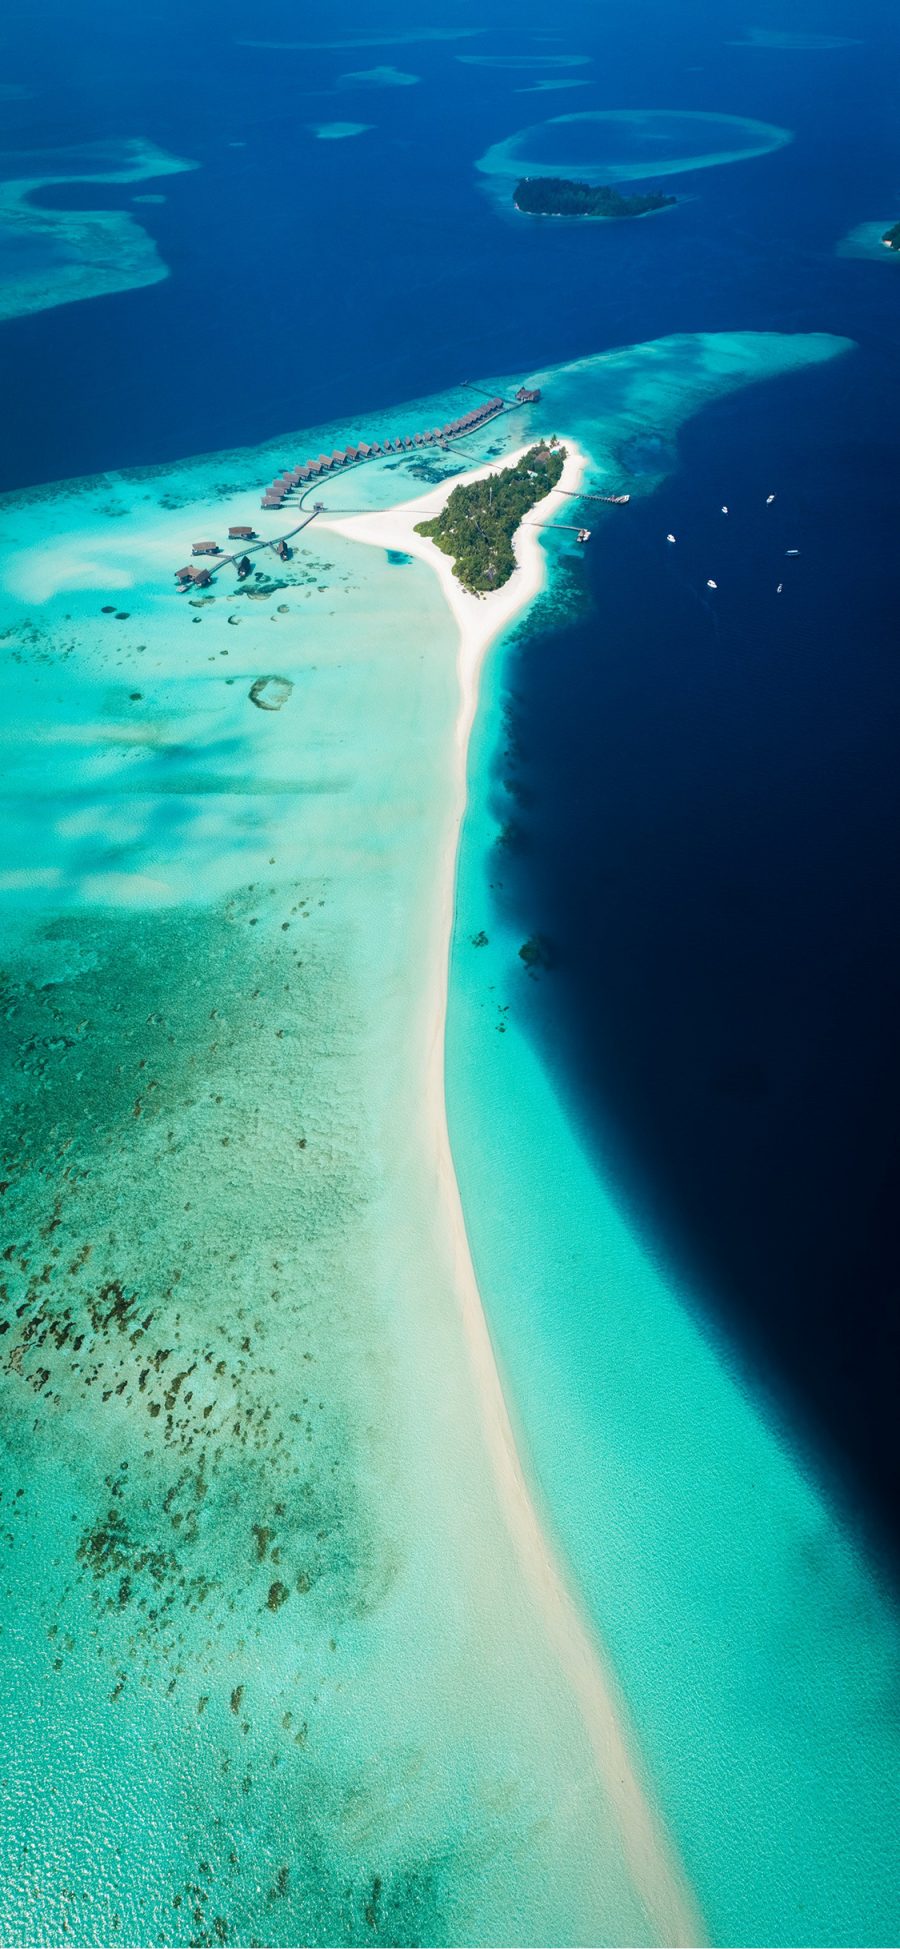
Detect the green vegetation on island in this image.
<box><xmin>513</xmin><ymin>176</ymin><xmax>676</xmax><ymax>220</ymax></box>
<box><xmin>415</xmin><ymin>442</ymin><xmax>565</xmax><ymax>593</ymax></box>
<box><xmin>882</xmin><ymin>222</ymin><xmax>900</xmax><ymax>251</ymax></box>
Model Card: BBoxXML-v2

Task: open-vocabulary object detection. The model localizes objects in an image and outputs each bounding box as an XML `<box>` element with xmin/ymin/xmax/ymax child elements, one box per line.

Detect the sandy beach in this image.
<box><xmin>326</xmin><ymin>440</ymin><xmax>582</xmax><ymax>752</ymax></box>
<box><xmin>324</xmin><ymin>449</ymin><xmax>705</xmax><ymax>1948</ymax></box>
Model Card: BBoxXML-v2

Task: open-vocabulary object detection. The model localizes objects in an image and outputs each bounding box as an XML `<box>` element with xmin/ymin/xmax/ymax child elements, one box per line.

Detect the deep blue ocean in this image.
<box><xmin>4</xmin><ymin>0</ymin><xmax>900</xmax><ymax>1562</ymax></box>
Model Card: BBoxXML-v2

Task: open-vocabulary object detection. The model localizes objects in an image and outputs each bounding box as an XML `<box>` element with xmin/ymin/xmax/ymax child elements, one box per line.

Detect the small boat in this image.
<box><xmin>707</xmin><ymin>578</ymin><xmax>718</xmax><ymax>590</ymax></box>
<box><xmin>785</xmin><ymin>548</ymin><xmax>800</xmax><ymax>557</ymax></box>
<box><xmin>721</xmin><ymin>505</ymin><xmax>729</xmax><ymax>515</ymax></box>
<box><xmin>666</xmin><ymin>533</ymin><xmax>676</xmax><ymax>544</ymax></box>
<box><xmin>766</xmin><ymin>493</ymin><xmax>776</xmax><ymax>504</ymax></box>
<box><xmin>777</xmin><ymin>582</ymin><xmax>784</xmax><ymax>593</ymax></box>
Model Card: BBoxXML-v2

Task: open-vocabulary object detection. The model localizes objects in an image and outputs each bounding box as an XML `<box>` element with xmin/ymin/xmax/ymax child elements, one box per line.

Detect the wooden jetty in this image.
<box><xmin>172</xmin><ymin>381</ymin><xmax>551</xmax><ymax>590</ymax></box>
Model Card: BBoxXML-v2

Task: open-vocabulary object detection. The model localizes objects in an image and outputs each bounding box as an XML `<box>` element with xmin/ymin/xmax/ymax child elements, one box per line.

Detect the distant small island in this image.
<box><xmin>415</xmin><ymin>442</ymin><xmax>565</xmax><ymax>593</ymax></box>
<box><xmin>882</xmin><ymin>222</ymin><xmax>900</xmax><ymax>251</ymax></box>
<box><xmin>513</xmin><ymin>176</ymin><xmax>677</xmax><ymax>220</ymax></box>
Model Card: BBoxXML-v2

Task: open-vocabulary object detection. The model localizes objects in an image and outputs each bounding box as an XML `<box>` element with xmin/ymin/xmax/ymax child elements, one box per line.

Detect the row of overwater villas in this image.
<box><xmin>259</xmin><ymin>396</ymin><xmax>507</xmax><ymax>510</ymax></box>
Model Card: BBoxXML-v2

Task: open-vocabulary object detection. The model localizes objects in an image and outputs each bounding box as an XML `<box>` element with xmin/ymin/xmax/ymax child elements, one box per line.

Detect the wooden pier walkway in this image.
<box><xmin>176</xmin><ymin>396</ymin><xmax>631</xmax><ymax>593</ymax></box>
<box><xmin>198</xmin><ymin>505</ymin><xmax>323</xmax><ymax>587</ymax></box>
<box><xmin>188</xmin><ymin>422</ymin><xmax>517</xmax><ymax>589</ymax></box>
<box><xmin>551</xmin><ymin>487</ymin><xmax>630</xmax><ymax>505</ymax></box>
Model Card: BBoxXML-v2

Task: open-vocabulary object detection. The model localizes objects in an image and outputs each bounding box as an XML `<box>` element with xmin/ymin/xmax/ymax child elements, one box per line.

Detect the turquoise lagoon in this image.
<box><xmin>0</xmin><ymin>390</ymin><xmax>663</xmax><ymax>1947</ymax></box>
<box><xmin>0</xmin><ymin>331</ymin><xmax>898</xmax><ymax>1945</ymax></box>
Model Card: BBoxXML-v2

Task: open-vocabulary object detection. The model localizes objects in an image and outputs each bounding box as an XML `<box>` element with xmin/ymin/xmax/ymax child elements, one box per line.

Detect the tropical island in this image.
<box><xmin>882</xmin><ymin>222</ymin><xmax>900</xmax><ymax>250</ymax></box>
<box><xmin>514</xmin><ymin>175</ymin><xmax>677</xmax><ymax>220</ymax></box>
<box><xmin>415</xmin><ymin>441</ymin><xmax>565</xmax><ymax>592</ymax></box>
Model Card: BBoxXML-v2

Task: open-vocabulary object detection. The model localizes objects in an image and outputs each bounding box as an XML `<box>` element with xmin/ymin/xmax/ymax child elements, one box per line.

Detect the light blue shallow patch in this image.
<box><xmin>0</xmin><ymin>137</ymin><xmax>196</xmax><ymax>323</ymax></box>
<box><xmin>478</xmin><ymin>107</ymin><xmax>793</xmax><ymax>189</ymax></box>
<box><xmin>517</xmin><ymin>80</ymin><xmax>593</xmax><ymax>94</ymax></box>
<box><xmin>0</xmin><ymin>375</ymin><xmax>666</xmax><ymax>1949</ymax></box>
<box><xmin>837</xmin><ymin>219</ymin><xmax>900</xmax><ymax>261</ymax></box>
<box><xmin>2</xmin><ymin>331</ymin><xmax>898</xmax><ymax>1948</ymax></box>
<box><xmin>729</xmin><ymin>27</ymin><xmax>863</xmax><ymax>47</ymax></box>
<box><xmin>309</xmin><ymin>122</ymin><xmax>373</xmax><ymax>141</ymax></box>
<box><xmin>238</xmin><ymin>29</ymin><xmax>483</xmax><ymax>50</ymax></box>
<box><xmin>338</xmin><ymin>66</ymin><xmax>420</xmax><ymax>89</ymax></box>
<box><xmin>457</xmin><ymin>53</ymin><xmax>592</xmax><ymax>69</ymax></box>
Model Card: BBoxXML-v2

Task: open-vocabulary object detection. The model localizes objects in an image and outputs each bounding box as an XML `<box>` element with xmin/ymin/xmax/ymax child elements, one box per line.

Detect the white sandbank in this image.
<box><xmin>323</xmin><ymin>451</ymin><xmax>705</xmax><ymax>1948</ymax></box>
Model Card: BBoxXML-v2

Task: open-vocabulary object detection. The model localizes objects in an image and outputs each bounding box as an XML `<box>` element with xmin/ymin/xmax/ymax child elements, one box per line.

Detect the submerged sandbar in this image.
<box><xmin>0</xmin><ymin>137</ymin><xmax>196</xmax><ymax>322</ymax></box>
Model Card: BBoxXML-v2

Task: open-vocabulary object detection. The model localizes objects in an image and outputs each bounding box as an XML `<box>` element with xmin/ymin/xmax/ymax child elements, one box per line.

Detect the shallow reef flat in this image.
<box><xmin>477</xmin><ymin>108</ymin><xmax>793</xmax><ymax>196</ymax></box>
<box><xmin>836</xmin><ymin>219</ymin><xmax>900</xmax><ymax>262</ymax></box>
<box><xmin>0</xmin><ymin>406</ymin><xmax>665</xmax><ymax>1947</ymax></box>
<box><xmin>0</xmin><ymin>138</ymin><xmax>196</xmax><ymax>324</ymax></box>
<box><xmin>309</xmin><ymin>123</ymin><xmax>372</xmax><ymax>142</ymax></box>
<box><xmin>0</xmin><ymin>328</ymin><xmax>879</xmax><ymax>1947</ymax></box>
<box><xmin>337</xmin><ymin>66</ymin><xmax>420</xmax><ymax>89</ymax></box>
<box><xmin>728</xmin><ymin>27</ymin><xmax>862</xmax><ymax>48</ymax></box>
<box><xmin>239</xmin><ymin>29</ymin><xmax>483</xmax><ymax>51</ymax></box>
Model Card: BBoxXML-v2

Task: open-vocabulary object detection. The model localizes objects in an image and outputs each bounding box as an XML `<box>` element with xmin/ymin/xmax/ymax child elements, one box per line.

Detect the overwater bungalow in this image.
<box><xmin>228</xmin><ymin>524</ymin><xmax>256</xmax><ymax>540</ymax></box>
<box><xmin>192</xmin><ymin>539</ymin><xmax>220</xmax><ymax>556</ymax></box>
<box><xmin>515</xmin><ymin>385</ymin><xmax>541</xmax><ymax>405</ymax></box>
